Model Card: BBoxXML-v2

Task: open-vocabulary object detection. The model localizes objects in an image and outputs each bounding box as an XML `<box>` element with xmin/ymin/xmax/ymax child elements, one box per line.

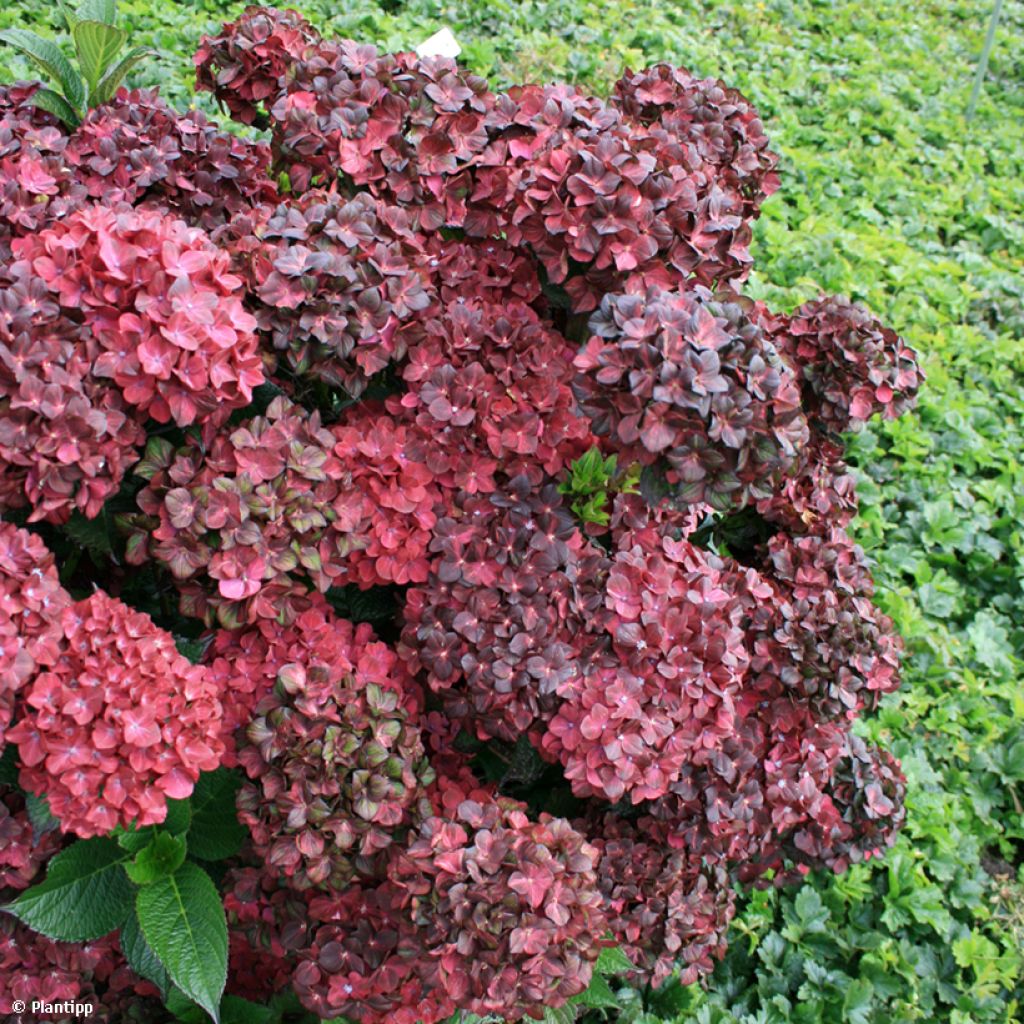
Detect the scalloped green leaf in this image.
<box><xmin>4</xmin><ymin>838</ymin><xmax>131</xmax><ymax>941</ymax></box>
<box><xmin>136</xmin><ymin>862</ymin><xmax>227</xmax><ymax>1024</ymax></box>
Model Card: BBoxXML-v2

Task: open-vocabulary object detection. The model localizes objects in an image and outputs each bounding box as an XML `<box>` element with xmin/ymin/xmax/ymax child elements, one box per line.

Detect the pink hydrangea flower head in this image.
<box><xmin>7</xmin><ymin>590</ymin><xmax>224</xmax><ymax>837</ymax></box>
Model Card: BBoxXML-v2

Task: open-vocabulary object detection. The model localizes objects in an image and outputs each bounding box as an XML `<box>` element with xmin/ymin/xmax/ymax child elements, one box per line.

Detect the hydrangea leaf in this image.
<box><xmin>4</xmin><ymin>837</ymin><xmax>132</xmax><ymax>941</ymax></box>
<box><xmin>136</xmin><ymin>861</ymin><xmax>227</xmax><ymax>1024</ymax></box>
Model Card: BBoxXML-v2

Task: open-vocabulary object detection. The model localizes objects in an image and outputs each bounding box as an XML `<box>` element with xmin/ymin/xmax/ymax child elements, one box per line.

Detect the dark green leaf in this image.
<box><xmin>0</xmin><ymin>745</ymin><xmax>18</xmax><ymax>786</ymax></box>
<box><xmin>136</xmin><ymin>862</ymin><xmax>227</xmax><ymax>1024</ymax></box>
<box><xmin>27</xmin><ymin>85</ymin><xmax>82</xmax><ymax>126</ymax></box>
<box><xmin>120</xmin><ymin>906</ymin><xmax>170</xmax><ymax>999</ymax></box>
<box><xmin>5</xmin><ymin>837</ymin><xmax>131</xmax><ymax>941</ymax></box>
<box><xmin>94</xmin><ymin>45</ymin><xmax>153</xmax><ymax>103</ymax></box>
<box><xmin>187</xmin><ymin>769</ymin><xmax>246</xmax><ymax>862</ymax></box>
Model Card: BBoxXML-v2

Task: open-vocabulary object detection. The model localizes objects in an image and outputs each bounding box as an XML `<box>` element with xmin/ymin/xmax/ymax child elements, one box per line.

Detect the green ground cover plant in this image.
<box><xmin>0</xmin><ymin>1</ymin><xmax>1022</xmax><ymax>1022</ymax></box>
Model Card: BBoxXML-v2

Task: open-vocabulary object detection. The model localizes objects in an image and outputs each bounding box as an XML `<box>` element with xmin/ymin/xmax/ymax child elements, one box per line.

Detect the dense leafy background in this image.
<box><xmin>3</xmin><ymin>0</ymin><xmax>1023</xmax><ymax>1021</ymax></box>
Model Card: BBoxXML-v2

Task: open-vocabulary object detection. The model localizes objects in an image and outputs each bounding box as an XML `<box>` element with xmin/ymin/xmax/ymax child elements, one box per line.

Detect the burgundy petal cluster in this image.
<box><xmin>780</xmin><ymin>295</ymin><xmax>923</xmax><ymax>433</ymax></box>
<box><xmin>227</xmin><ymin>189</ymin><xmax>435</xmax><ymax>393</ymax></box>
<box><xmin>0</xmin><ymin>523</ymin><xmax>68</xmax><ymax>745</ymax></box>
<box><xmin>400</xmin><ymin>478</ymin><xmax>608</xmax><ymax>741</ymax></box>
<box><xmin>586</xmin><ymin>814</ymin><xmax>734</xmax><ymax>986</ymax></box>
<box><xmin>389</xmin><ymin>293</ymin><xmax>594</xmax><ymax>488</ymax></box>
<box><xmin>135</xmin><ymin>396</ymin><xmax>443</xmax><ymax>625</ymax></box>
<box><xmin>573</xmin><ymin>287</ymin><xmax>809</xmax><ymax>509</ymax></box>
<box><xmin>388</xmin><ymin>793</ymin><xmax>607</xmax><ymax>1018</ymax></box>
<box><xmin>749</xmin><ymin>527</ymin><xmax>902</xmax><ymax>719</ymax></box>
<box><xmin>543</xmin><ymin>517</ymin><xmax>750</xmax><ymax>803</ymax></box>
<box><xmin>0</xmin><ymin>260</ymin><xmax>146</xmax><ymax>522</ymax></box>
<box><xmin>0</xmin><ymin>784</ymin><xmax>62</xmax><ymax>892</ymax></box>
<box><xmin>66</xmin><ymin>88</ymin><xmax>278</xmax><ymax>230</ymax></box>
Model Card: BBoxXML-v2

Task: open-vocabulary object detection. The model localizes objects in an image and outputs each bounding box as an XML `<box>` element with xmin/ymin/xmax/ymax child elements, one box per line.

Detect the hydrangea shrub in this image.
<box><xmin>0</xmin><ymin>5</ymin><xmax>921</xmax><ymax>1022</ymax></box>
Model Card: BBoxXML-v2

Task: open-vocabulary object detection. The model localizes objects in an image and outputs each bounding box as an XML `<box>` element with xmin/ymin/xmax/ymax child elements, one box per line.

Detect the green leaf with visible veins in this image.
<box><xmin>4</xmin><ymin>837</ymin><xmax>132</xmax><ymax>941</ymax></box>
<box><xmin>120</xmin><ymin>905</ymin><xmax>170</xmax><ymax>999</ymax></box>
<box><xmin>136</xmin><ymin>861</ymin><xmax>227</xmax><ymax>1024</ymax></box>
<box><xmin>72</xmin><ymin>19</ymin><xmax>126</xmax><ymax>93</ymax></box>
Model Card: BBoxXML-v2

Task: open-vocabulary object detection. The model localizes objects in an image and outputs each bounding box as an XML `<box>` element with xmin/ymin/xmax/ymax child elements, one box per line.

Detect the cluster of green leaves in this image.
<box><xmin>0</xmin><ymin>0</ymin><xmax>151</xmax><ymax>124</ymax></box>
<box><xmin>1</xmin><ymin>0</ymin><xmax>1022</xmax><ymax>1020</ymax></box>
<box><xmin>559</xmin><ymin>448</ymin><xmax>640</xmax><ymax>528</ymax></box>
<box><xmin>3</xmin><ymin>770</ymin><xmax>247</xmax><ymax>1023</ymax></box>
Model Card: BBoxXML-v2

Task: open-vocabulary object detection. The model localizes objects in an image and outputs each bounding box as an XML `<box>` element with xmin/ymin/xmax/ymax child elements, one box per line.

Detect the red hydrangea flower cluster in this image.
<box><xmin>0</xmin><ymin>919</ymin><xmax>107</xmax><ymax>1016</ymax></box>
<box><xmin>388</xmin><ymin>793</ymin><xmax>607</xmax><ymax>1019</ymax></box>
<box><xmin>136</xmin><ymin>397</ymin><xmax>440</xmax><ymax>626</ymax></box>
<box><xmin>749</xmin><ymin>527</ymin><xmax>902</xmax><ymax>719</ymax></box>
<box><xmin>15</xmin><ymin>204</ymin><xmax>263</xmax><ymax>427</ymax></box>
<box><xmin>0</xmin><ymin>523</ymin><xmax>68</xmax><ymax>745</ymax></box>
<box><xmin>292</xmin><ymin>882</ymin><xmax>454</xmax><ymax>1024</ymax></box>
<box><xmin>194</xmin><ymin>5</ymin><xmax>323</xmax><ymax>126</ymax></box>
<box><xmin>0</xmin><ymin>260</ymin><xmax>147</xmax><ymax>522</ymax></box>
<box><xmin>574</xmin><ymin>287</ymin><xmax>809</xmax><ymax>509</ymax></box>
<box><xmin>229</xmin><ymin>603</ymin><xmax>434</xmax><ymax>890</ymax></box>
<box><xmin>7</xmin><ymin>590</ymin><xmax>224</xmax><ymax>836</ymax></box>
<box><xmin>389</xmin><ymin>292</ymin><xmax>594</xmax><ymax>488</ymax></box>
<box><xmin>331</xmin><ymin>407</ymin><xmax>442</xmax><ymax>586</ymax></box>
<box><xmin>0</xmin><ymin>84</ymin><xmax>81</xmax><ymax>261</ymax></box>
<box><xmin>400</xmin><ymin>477</ymin><xmax>608</xmax><ymax>741</ymax></box>
<box><xmin>542</xmin><ymin>515</ymin><xmax>751</xmax><ymax>803</ymax></box>
<box><xmin>66</xmin><ymin>88</ymin><xmax>278</xmax><ymax>230</ymax></box>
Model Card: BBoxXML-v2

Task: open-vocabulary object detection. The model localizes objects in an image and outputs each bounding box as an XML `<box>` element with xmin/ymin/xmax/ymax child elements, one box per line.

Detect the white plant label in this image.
<box><xmin>415</xmin><ymin>27</ymin><xmax>461</xmax><ymax>60</ymax></box>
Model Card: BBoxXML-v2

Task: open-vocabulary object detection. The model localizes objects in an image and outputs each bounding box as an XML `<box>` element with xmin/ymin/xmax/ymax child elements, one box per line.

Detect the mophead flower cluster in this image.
<box><xmin>0</xmin><ymin>5</ymin><xmax>921</xmax><ymax>1020</ymax></box>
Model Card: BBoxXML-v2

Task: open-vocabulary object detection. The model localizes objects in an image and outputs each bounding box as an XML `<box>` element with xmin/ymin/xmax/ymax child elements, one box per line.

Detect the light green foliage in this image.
<box><xmin>0</xmin><ymin>0</ymin><xmax>1021</xmax><ymax>1020</ymax></box>
<box><xmin>560</xmin><ymin>448</ymin><xmax>636</xmax><ymax>527</ymax></box>
<box><xmin>0</xmin><ymin>0</ymin><xmax>153</xmax><ymax>123</ymax></box>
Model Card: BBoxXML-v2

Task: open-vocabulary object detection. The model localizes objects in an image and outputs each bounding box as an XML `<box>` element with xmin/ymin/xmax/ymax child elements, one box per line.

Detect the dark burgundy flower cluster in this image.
<box><xmin>542</xmin><ymin>511</ymin><xmax>750</xmax><ymax>803</ymax></box>
<box><xmin>292</xmin><ymin>882</ymin><xmax>454</xmax><ymax>1024</ymax></box>
<box><xmin>0</xmin><ymin>258</ymin><xmax>147</xmax><ymax>522</ymax></box>
<box><xmin>66</xmin><ymin>88</ymin><xmax>278</xmax><ymax>230</ymax></box>
<box><xmin>749</xmin><ymin>527</ymin><xmax>902</xmax><ymax>719</ymax></box>
<box><xmin>388</xmin><ymin>794</ymin><xmax>607</xmax><ymax>1019</ymax></box>
<box><xmin>779</xmin><ymin>296</ymin><xmax>923</xmax><ymax>433</ymax></box>
<box><xmin>400</xmin><ymin>478</ymin><xmax>608</xmax><ymax>742</ymax></box>
<box><xmin>0</xmin><ymin>784</ymin><xmax>62</xmax><ymax>892</ymax></box>
<box><xmin>0</xmin><ymin>84</ymin><xmax>79</xmax><ymax>262</ymax></box>
<box><xmin>227</xmin><ymin>188</ymin><xmax>435</xmax><ymax>393</ymax></box>
<box><xmin>587</xmin><ymin>813</ymin><xmax>734</xmax><ymax>986</ymax></box>
<box><xmin>0</xmin><ymin>8</ymin><xmax>922</xmax><ymax>1019</ymax></box>
<box><xmin>574</xmin><ymin>287</ymin><xmax>809</xmax><ymax>510</ymax></box>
